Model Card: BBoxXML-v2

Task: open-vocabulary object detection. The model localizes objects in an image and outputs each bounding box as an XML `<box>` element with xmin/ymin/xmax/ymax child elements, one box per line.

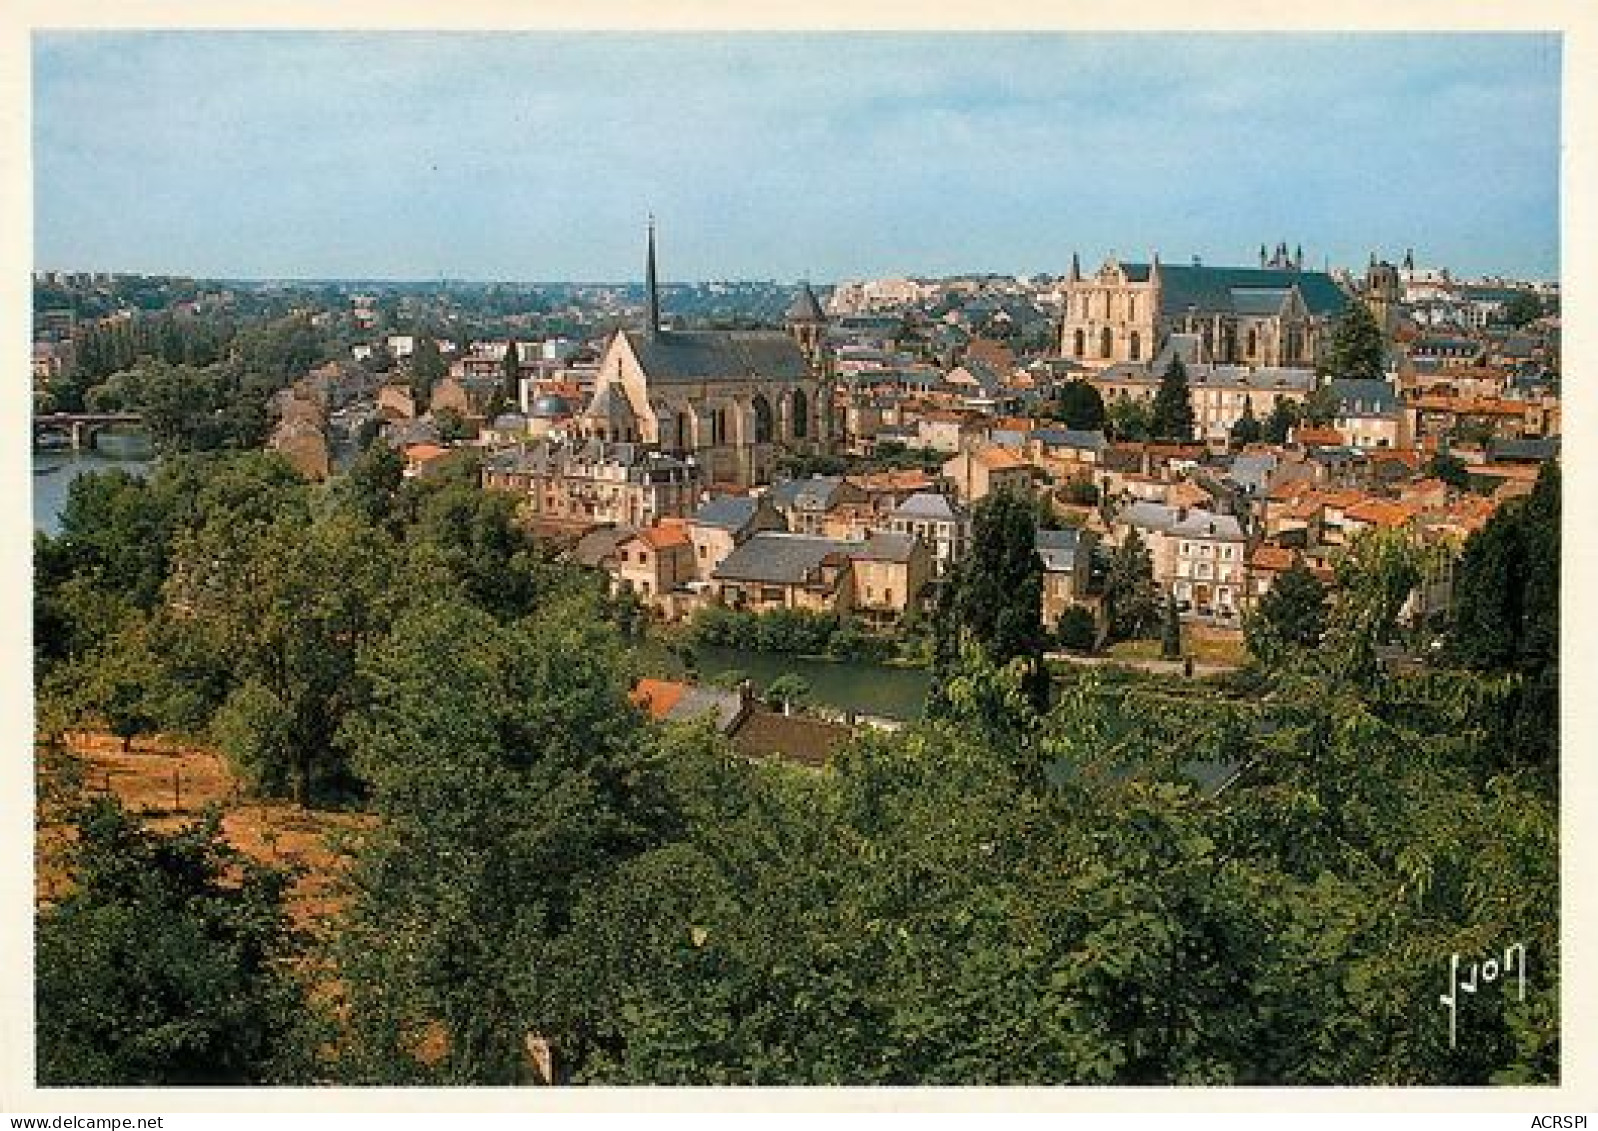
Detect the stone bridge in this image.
<box><xmin>34</xmin><ymin>412</ymin><xmax>145</xmax><ymax>452</ymax></box>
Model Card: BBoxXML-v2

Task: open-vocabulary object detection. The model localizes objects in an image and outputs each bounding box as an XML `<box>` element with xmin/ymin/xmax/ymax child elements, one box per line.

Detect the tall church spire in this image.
<box><xmin>645</xmin><ymin>214</ymin><xmax>661</xmax><ymax>339</ymax></box>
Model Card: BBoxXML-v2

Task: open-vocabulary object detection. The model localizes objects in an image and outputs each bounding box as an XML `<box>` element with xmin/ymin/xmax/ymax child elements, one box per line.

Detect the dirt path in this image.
<box><xmin>37</xmin><ymin>733</ymin><xmax>374</xmax><ymax>937</ymax></box>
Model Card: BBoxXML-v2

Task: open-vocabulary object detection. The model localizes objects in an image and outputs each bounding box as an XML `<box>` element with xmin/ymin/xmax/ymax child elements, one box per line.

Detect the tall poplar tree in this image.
<box><xmin>929</xmin><ymin>486</ymin><xmax>1049</xmax><ymax>717</ymax></box>
<box><xmin>1150</xmin><ymin>357</ymin><xmax>1195</xmax><ymax>442</ymax></box>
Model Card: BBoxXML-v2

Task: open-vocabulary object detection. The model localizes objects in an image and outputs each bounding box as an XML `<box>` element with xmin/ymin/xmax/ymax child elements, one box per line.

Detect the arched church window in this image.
<box><xmin>752</xmin><ymin>394</ymin><xmax>775</xmax><ymax>444</ymax></box>
<box><xmin>792</xmin><ymin>388</ymin><xmax>809</xmax><ymax>439</ymax></box>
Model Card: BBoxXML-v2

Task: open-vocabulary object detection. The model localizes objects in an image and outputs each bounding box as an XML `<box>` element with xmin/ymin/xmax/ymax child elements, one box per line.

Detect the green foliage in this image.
<box><xmin>1055</xmin><ymin>605</ymin><xmax>1097</xmax><ymax>653</ymax></box>
<box><xmin>1102</xmin><ymin>530</ymin><xmax>1160</xmax><ymax>643</ymax></box>
<box><xmin>1061</xmin><ymin>477</ymin><xmax>1100</xmax><ymax>506</ymax></box>
<box><xmin>37</xmin><ymin>798</ymin><xmax>313</xmax><ymax>1085</ymax></box>
<box><xmin>1301</xmin><ymin>382</ymin><xmax>1341</xmax><ymax>428</ymax></box>
<box><xmin>1229</xmin><ymin>400</ymin><xmax>1262</xmax><ymax>446</ymax></box>
<box><xmin>689</xmin><ymin>605</ymin><xmax>893</xmax><ymax>660</ymax></box>
<box><xmin>1428</xmin><ymin>449</ymin><xmax>1471</xmax><ymax>491</ymax></box>
<box><xmin>1326</xmin><ymin>301</ymin><xmax>1387</xmax><ymax>381</ymax></box>
<box><xmin>1150</xmin><ymin>357</ymin><xmax>1195</xmax><ymax>443</ymax></box>
<box><xmin>764</xmin><ymin>674</ymin><xmax>814</xmax><ymax>713</ymax></box>
<box><xmin>1263</xmin><ymin>397</ymin><xmax>1301</xmax><ymax>444</ymax></box>
<box><xmin>1448</xmin><ymin>463</ymin><xmax>1558</xmax><ymax>775</ymax></box>
<box><xmin>1243</xmin><ymin>557</ymin><xmax>1328</xmax><ymax>664</ymax></box>
<box><xmin>929</xmin><ymin>487</ymin><xmax>1048</xmax><ymax>717</ymax></box>
<box><xmin>332</xmin><ymin>599</ymin><xmax>668</xmax><ymax>1084</ymax></box>
<box><xmin>1320</xmin><ymin>527</ymin><xmax>1424</xmax><ymax>686</ymax></box>
<box><xmin>409</xmin><ymin>337</ymin><xmax>447</xmax><ymax>408</ymax></box>
<box><xmin>433</xmin><ymin>406</ymin><xmax>473</xmax><ymax>444</ymax></box>
<box><xmin>1502</xmin><ymin>291</ymin><xmax>1544</xmax><ymax>328</ymax></box>
<box><xmin>1048</xmin><ymin>380</ymin><xmax>1107</xmax><ymax>431</ymax></box>
<box><xmin>169</xmin><ymin>511</ymin><xmax>404</xmax><ymax>805</ymax></box>
<box><xmin>334</xmin><ymin>437</ymin><xmax>407</xmax><ymax>532</ymax></box>
<box><xmin>1107</xmin><ymin>395</ymin><xmax>1153</xmax><ymax>442</ymax></box>
<box><xmin>501</xmin><ymin>339</ymin><xmax>521</xmax><ymax>400</ymax></box>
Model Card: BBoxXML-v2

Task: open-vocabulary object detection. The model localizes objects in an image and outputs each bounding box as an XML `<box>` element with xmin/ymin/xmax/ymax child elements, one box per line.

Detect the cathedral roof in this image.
<box><xmin>1117</xmin><ymin>263</ymin><xmax>1351</xmax><ymax>318</ymax></box>
<box><xmin>623</xmin><ymin>329</ymin><xmax>809</xmax><ymax>384</ymax></box>
<box><xmin>1228</xmin><ymin>287</ymin><xmax>1294</xmax><ymax>317</ymax></box>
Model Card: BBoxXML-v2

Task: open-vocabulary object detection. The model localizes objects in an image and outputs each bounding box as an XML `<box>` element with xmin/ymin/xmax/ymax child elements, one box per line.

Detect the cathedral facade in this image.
<box><xmin>1057</xmin><ymin>246</ymin><xmax>1351</xmax><ymax>371</ymax></box>
<box><xmin>579</xmin><ymin>224</ymin><xmax>834</xmax><ymax>487</ymax></box>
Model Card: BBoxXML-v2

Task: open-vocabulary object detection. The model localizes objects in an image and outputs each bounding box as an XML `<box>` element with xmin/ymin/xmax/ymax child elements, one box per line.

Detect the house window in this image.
<box><xmin>1100</xmin><ymin>328</ymin><xmax>1113</xmax><ymax>358</ymax></box>
<box><xmin>1129</xmin><ymin>331</ymin><xmax>1141</xmax><ymax>361</ymax></box>
<box><xmin>1073</xmin><ymin>329</ymin><xmax>1085</xmax><ymax>357</ymax></box>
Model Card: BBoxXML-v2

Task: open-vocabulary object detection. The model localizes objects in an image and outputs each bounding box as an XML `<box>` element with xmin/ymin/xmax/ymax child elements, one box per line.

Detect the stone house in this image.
<box><xmin>685</xmin><ymin>494</ymin><xmax>787</xmax><ymax>582</ymax></box>
<box><xmin>712</xmin><ymin>532</ymin><xmax>858</xmax><ymax>614</ymax></box>
<box><xmin>848</xmin><ymin>531</ymin><xmax>933</xmax><ymax>625</ymax></box>
<box><xmin>942</xmin><ymin>444</ymin><xmax>1034</xmax><ymax>504</ymax></box>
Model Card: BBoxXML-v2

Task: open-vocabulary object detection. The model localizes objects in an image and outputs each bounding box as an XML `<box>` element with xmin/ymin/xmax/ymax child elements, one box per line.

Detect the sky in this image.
<box><xmin>31</xmin><ymin>32</ymin><xmax>1562</xmax><ymax>283</ymax></box>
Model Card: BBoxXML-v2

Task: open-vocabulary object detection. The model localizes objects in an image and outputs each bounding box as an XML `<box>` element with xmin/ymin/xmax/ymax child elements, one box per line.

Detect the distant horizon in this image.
<box><xmin>33</xmin><ymin>32</ymin><xmax>1560</xmax><ymax>283</ymax></box>
<box><xmin>29</xmin><ymin>254</ymin><xmax>1563</xmax><ymax>288</ymax></box>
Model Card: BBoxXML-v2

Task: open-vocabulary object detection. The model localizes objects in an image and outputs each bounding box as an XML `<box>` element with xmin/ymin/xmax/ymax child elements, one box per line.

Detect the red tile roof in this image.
<box><xmin>631</xmin><ymin>678</ymin><xmax>688</xmax><ymax>721</ymax></box>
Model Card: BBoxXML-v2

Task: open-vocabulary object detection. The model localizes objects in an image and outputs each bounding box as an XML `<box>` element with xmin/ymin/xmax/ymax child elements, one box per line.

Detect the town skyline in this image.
<box><xmin>34</xmin><ymin>32</ymin><xmax>1560</xmax><ymax>282</ymax></box>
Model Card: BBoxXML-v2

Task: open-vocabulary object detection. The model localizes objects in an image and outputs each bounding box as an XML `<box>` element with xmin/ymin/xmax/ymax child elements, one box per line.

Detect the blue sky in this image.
<box><xmin>32</xmin><ymin>32</ymin><xmax>1561</xmax><ymax>282</ymax></box>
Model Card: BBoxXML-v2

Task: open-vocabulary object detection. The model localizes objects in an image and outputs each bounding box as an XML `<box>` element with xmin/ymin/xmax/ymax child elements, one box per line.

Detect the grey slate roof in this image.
<box><xmin>768</xmin><ymin>476</ymin><xmax>845</xmax><ymax>512</ymax></box>
<box><xmin>1169</xmin><ymin>511</ymin><xmax>1245</xmax><ymax>541</ymax></box>
<box><xmin>1228</xmin><ymin>287</ymin><xmax>1292</xmax><ymax>316</ymax></box>
<box><xmin>713</xmin><ymin>532</ymin><xmax>860</xmax><ymax>585</ymax></box>
<box><xmin>664</xmin><ymin>685</ymin><xmax>747</xmax><ymax>733</ymax></box>
<box><xmin>852</xmin><ymin>530</ymin><xmax>919</xmax><ymax>563</ymax></box>
<box><xmin>1119</xmin><ymin>262</ymin><xmax>1351</xmax><ymax>318</ymax></box>
<box><xmin>624</xmin><ymin>329</ymin><xmax>810</xmax><ymax>383</ymax></box>
<box><xmin>1329</xmin><ymin>378</ymin><xmax>1398</xmax><ymax>416</ymax></box>
<box><xmin>584</xmin><ymin>382</ymin><xmax>636</xmax><ymax>422</ymax></box>
<box><xmin>1227</xmin><ymin>453</ymin><xmax>1279</xmax><ymax>495</ymax></box>
<box><xmin>692</xmin><ymin>495</ymin><xmax>760</xmax><ymax>532</ymax></box>
<box><xmin>893</xmin><ymin>491</ymin><xmax>961</xmax><ymax>522</ymax></box>
<box><xmin>1036</xmin><ymin>527</ymin><xmax>1087</xmax><ymax>573</ymax></box>
<box><xmin>1031</xmin><ymin>428</ymin><xmax>1108</xmax><ymax>452</ymax></box>
<box><xmin>1120</xmin><ymin>501</ymin><xmax>1184</xmax><ymax>533</ymax></box>
<box><xmin>573</xmin><ymin>525</ymin><xmax>636</xmax><ymax>568</ymax></box>
<box><xmin>1488</xmin><ymin>436</ymin><xmax>1559</xmax><ymax>462</ymax></box>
